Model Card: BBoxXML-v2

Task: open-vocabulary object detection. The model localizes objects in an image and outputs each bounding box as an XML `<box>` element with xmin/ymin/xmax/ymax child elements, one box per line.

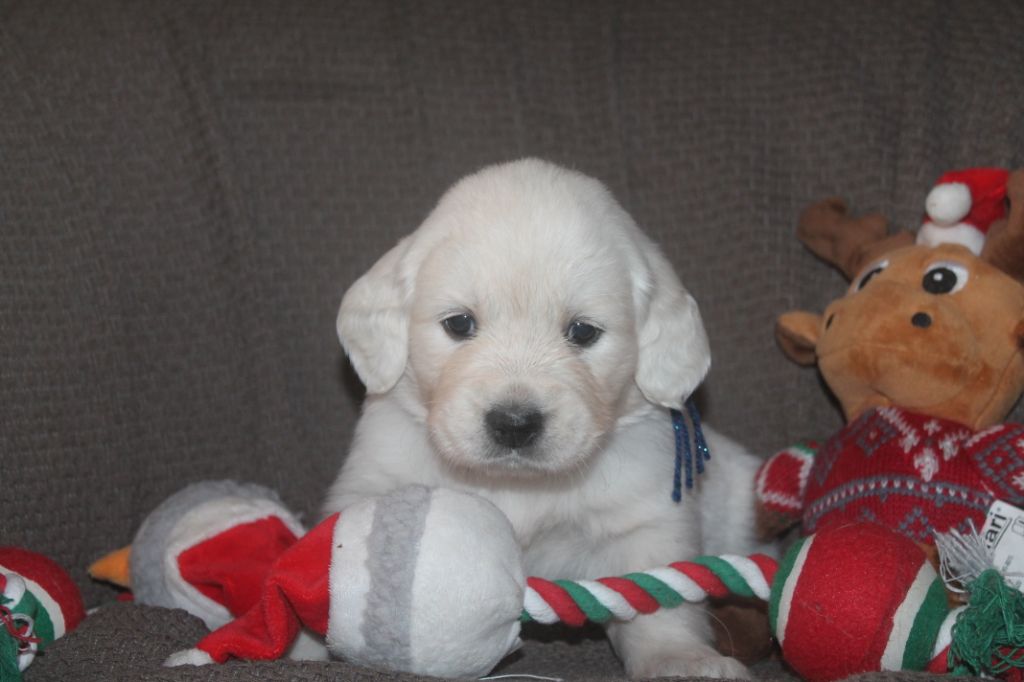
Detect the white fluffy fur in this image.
<box><xmin>324</xmin><ymin>159</ymin><xmax>770</xmax><ymax>678</ymax></box>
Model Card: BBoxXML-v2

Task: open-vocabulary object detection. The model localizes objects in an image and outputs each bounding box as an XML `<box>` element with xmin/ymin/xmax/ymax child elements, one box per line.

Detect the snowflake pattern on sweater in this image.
<box><xmin>757</xmin><ymin>406</ymin><xmax>1024</xmax><ymax>543</ymax></box>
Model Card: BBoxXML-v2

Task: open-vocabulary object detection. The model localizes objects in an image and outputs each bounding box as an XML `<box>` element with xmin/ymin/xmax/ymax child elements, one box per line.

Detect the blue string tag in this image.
<box><xmin>671</xmin><ymin>399</ymin><xmax>711</xmax><ymax>502</ymax></box>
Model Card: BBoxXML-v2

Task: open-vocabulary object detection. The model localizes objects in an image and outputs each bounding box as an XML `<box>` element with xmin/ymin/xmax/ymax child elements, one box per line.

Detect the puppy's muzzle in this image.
<box><xmin>485</xmin><ymin>403</ymin><xmax>545</xmax><ymax>451</ymax></box>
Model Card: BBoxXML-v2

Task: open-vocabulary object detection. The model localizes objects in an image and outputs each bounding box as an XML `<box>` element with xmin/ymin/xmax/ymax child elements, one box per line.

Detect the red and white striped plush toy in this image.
<box><xmin>95</xmin><ymin>482</ymin><xmax>1020</xmax><ymax>681</ymax></box>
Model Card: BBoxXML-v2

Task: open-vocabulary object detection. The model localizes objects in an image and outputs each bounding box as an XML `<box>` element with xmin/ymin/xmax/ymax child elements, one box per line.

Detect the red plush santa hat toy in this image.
<box><xmin>917</xmin><ymin>167</ymin><xmax>1010</xmax><ymax>254</ymax></box>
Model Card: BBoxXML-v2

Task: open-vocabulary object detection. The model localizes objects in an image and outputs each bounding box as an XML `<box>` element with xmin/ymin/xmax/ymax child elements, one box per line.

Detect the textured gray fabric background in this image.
<box><xmin>3</xmin><ymin>0</ymin><xmax>1023</xmax><ymax>679</ymax></box>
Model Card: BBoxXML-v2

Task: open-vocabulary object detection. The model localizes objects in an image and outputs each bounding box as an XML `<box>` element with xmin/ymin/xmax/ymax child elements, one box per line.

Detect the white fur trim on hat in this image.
<box><xmin>916</xmin><ymin>221</ymin><xmax>985</xmax><ymax>255</ymax></box>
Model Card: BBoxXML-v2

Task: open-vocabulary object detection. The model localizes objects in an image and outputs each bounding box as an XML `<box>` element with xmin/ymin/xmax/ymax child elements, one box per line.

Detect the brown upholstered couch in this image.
<box><xmin>5</xmin><ymin>1</ymin><xmax>1022</xmax><ymax>679</ymax></box>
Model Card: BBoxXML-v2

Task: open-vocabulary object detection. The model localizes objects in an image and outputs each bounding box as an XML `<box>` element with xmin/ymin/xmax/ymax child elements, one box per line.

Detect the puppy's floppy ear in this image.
<box><xmin>634</xmin><ymin>246</ymin><xmax>711</xmax><ymax>411</ymax></box>
<box><xmin>337</xmin><ymin>237</ymin><xmax>415</xmax><ymax>395</ymax></box>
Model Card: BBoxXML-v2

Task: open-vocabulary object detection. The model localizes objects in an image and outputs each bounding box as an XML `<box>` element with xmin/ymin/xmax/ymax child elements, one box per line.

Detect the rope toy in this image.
<box><xmin>935</xmin><ymin>526</ymin><xmax>1024</xmax><ymax>678</ymax></box>
<box><xmin>522</xmin><ymin>554</ymin><xmax>775</xmax><ymax>626</ymax></box>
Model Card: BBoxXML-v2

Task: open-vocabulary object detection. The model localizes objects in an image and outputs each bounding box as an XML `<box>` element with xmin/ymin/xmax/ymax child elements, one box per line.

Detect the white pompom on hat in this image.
<box><xmin>925</xmin><ymin>181</ymin><xmax>973</xmax><ymax>227</ymax></box>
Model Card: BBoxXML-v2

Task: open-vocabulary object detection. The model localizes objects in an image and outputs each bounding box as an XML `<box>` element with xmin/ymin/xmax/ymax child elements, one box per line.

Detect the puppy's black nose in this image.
<box><xmin>485</xmin><ymin>404</ymin><xmax>544</xmax><ymax>450</ymax></box>
<box><xmin>911</xmin><ymin>312</ymin><xmax>932</xmax><ymax>328</ymax></box>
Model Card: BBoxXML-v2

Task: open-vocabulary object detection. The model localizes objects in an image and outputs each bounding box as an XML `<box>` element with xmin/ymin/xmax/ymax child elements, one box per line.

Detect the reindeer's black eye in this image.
<box><xmin>855</xmin><ymin>260</ymin><xmax>888</xmax><ymax>291</ymax></box>
<box><xmin>922</xmin><ymin>262</ymin><xmax>969</xmax><ymax>295</ymax></box>
<box><xmin>566</xmin><ymin>320</ymin><xmax>602</xmax><ymax>348</ymax></box>
<box><xmin>442</xmin><ymin>313</ymin><xmax>476</xmax><ymax>340</ymax></box>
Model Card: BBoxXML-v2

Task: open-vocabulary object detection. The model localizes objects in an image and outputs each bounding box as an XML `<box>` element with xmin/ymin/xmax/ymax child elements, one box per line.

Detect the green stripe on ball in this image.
<box><xmin>902</xmin><ymin>576</ymin><xmax>949</xmax><ymax>671</ymax></box>
<box><xmin>8</xmin><ymin>590</ymin><xmax>54</xmax><ymax>648</ymax></box>
<box><xmin>768</xmin><ymin>535</ymin><xmax>808</xmax><ymax>639</ymax></box>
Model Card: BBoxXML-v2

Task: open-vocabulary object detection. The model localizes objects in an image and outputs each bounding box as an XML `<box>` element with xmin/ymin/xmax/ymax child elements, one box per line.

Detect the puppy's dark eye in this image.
<box><xmin>441</xmin><ymin>313</ymin><xmax>476</xmax><ymax>340</ymax></box>
<box><xmin>566</xmin><ymin>320</ymin><xmax>602</xmax><ymax>348</ymax></box>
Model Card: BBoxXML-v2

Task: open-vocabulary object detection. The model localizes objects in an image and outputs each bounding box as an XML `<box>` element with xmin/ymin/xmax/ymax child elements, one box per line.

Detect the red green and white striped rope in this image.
<box><xmin>521</xmin><ymin>554</ymin><xmax>778</xmax><ymax>626</ymax></box>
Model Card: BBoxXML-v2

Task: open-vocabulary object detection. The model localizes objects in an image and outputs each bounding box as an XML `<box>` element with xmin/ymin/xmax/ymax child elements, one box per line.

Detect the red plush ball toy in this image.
<box><xmin>769</xmin><ymin>522</ymin><xmax>950</xmax><ymax>681</ymax></box>
<box><xmin>0</xmin><ymin>547</ymin><xmax>85</xmax><ymax>677</ymax></box>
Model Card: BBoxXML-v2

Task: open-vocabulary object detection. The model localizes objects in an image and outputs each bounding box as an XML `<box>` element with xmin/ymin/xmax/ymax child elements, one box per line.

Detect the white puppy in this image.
<box><xmin>324</xmin><ymin>159</ymin><xmax>768</xmax><ymax>679</ymax></box>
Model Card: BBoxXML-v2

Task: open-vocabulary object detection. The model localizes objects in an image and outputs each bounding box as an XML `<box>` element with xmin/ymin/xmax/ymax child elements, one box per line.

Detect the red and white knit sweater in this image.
<box><xmin>756</xmin><ymin>406</ymin><xmax>1024</xmax><ymax>542</ymax></box>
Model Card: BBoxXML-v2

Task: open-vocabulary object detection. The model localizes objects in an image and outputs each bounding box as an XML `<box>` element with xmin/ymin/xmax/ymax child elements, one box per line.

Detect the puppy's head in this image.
<box><xmin>338</xmin><ymin>159</ymin><xmax>709</xmax><ymax>476</ymax></box>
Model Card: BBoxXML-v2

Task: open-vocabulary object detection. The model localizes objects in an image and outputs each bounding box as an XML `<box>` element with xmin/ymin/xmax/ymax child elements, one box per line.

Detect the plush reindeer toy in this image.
<box><xmin>758</xmin><ymin>169</ymin><xmax>1024</xmax><ymax>548</ymax></box>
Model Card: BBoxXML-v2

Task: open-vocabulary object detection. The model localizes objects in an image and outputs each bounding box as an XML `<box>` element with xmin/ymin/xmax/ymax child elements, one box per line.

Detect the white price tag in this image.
<box><xmin>981</xmin><ymin>500</ymin><xmax>1024</xmax><ymax>590</ymax></box>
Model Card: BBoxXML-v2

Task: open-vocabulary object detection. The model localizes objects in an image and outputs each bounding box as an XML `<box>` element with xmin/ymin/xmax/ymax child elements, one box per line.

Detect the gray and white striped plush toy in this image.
<box><xmin>163</xmin><ymin>484</ymin><xmax>527</xmax><ymax>678</ymax></box>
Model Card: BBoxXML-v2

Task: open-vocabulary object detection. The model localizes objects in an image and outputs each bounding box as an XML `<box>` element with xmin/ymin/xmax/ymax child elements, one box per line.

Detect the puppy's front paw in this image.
<box><xmin>609</xmin><ymin>604</ymin><xmax>751</xmax><ymax>679</ymax></box>
<box><xmin>626</xmin><ymin>651</ymin><xmax>750</xmax><ymax>680</ymax></box>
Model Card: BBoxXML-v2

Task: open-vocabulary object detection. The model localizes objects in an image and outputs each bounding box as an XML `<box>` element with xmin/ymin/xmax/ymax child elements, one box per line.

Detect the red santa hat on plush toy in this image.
<box><xmin>918</xmin><ymin>167</ymin><xmax>1010</xmax><ymax>254</ymax></box>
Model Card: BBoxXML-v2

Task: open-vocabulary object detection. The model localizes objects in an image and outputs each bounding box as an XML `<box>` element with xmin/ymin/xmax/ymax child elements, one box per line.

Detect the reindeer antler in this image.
<box><xmin>797</xmin><ymin>198</ymin><xmax>914</xmax><ymax>280</ymax></box>
<box><xmin>981</xmin><ymin>169</ymin><xmax>1024</xmax><ymax>283</ymax></box>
